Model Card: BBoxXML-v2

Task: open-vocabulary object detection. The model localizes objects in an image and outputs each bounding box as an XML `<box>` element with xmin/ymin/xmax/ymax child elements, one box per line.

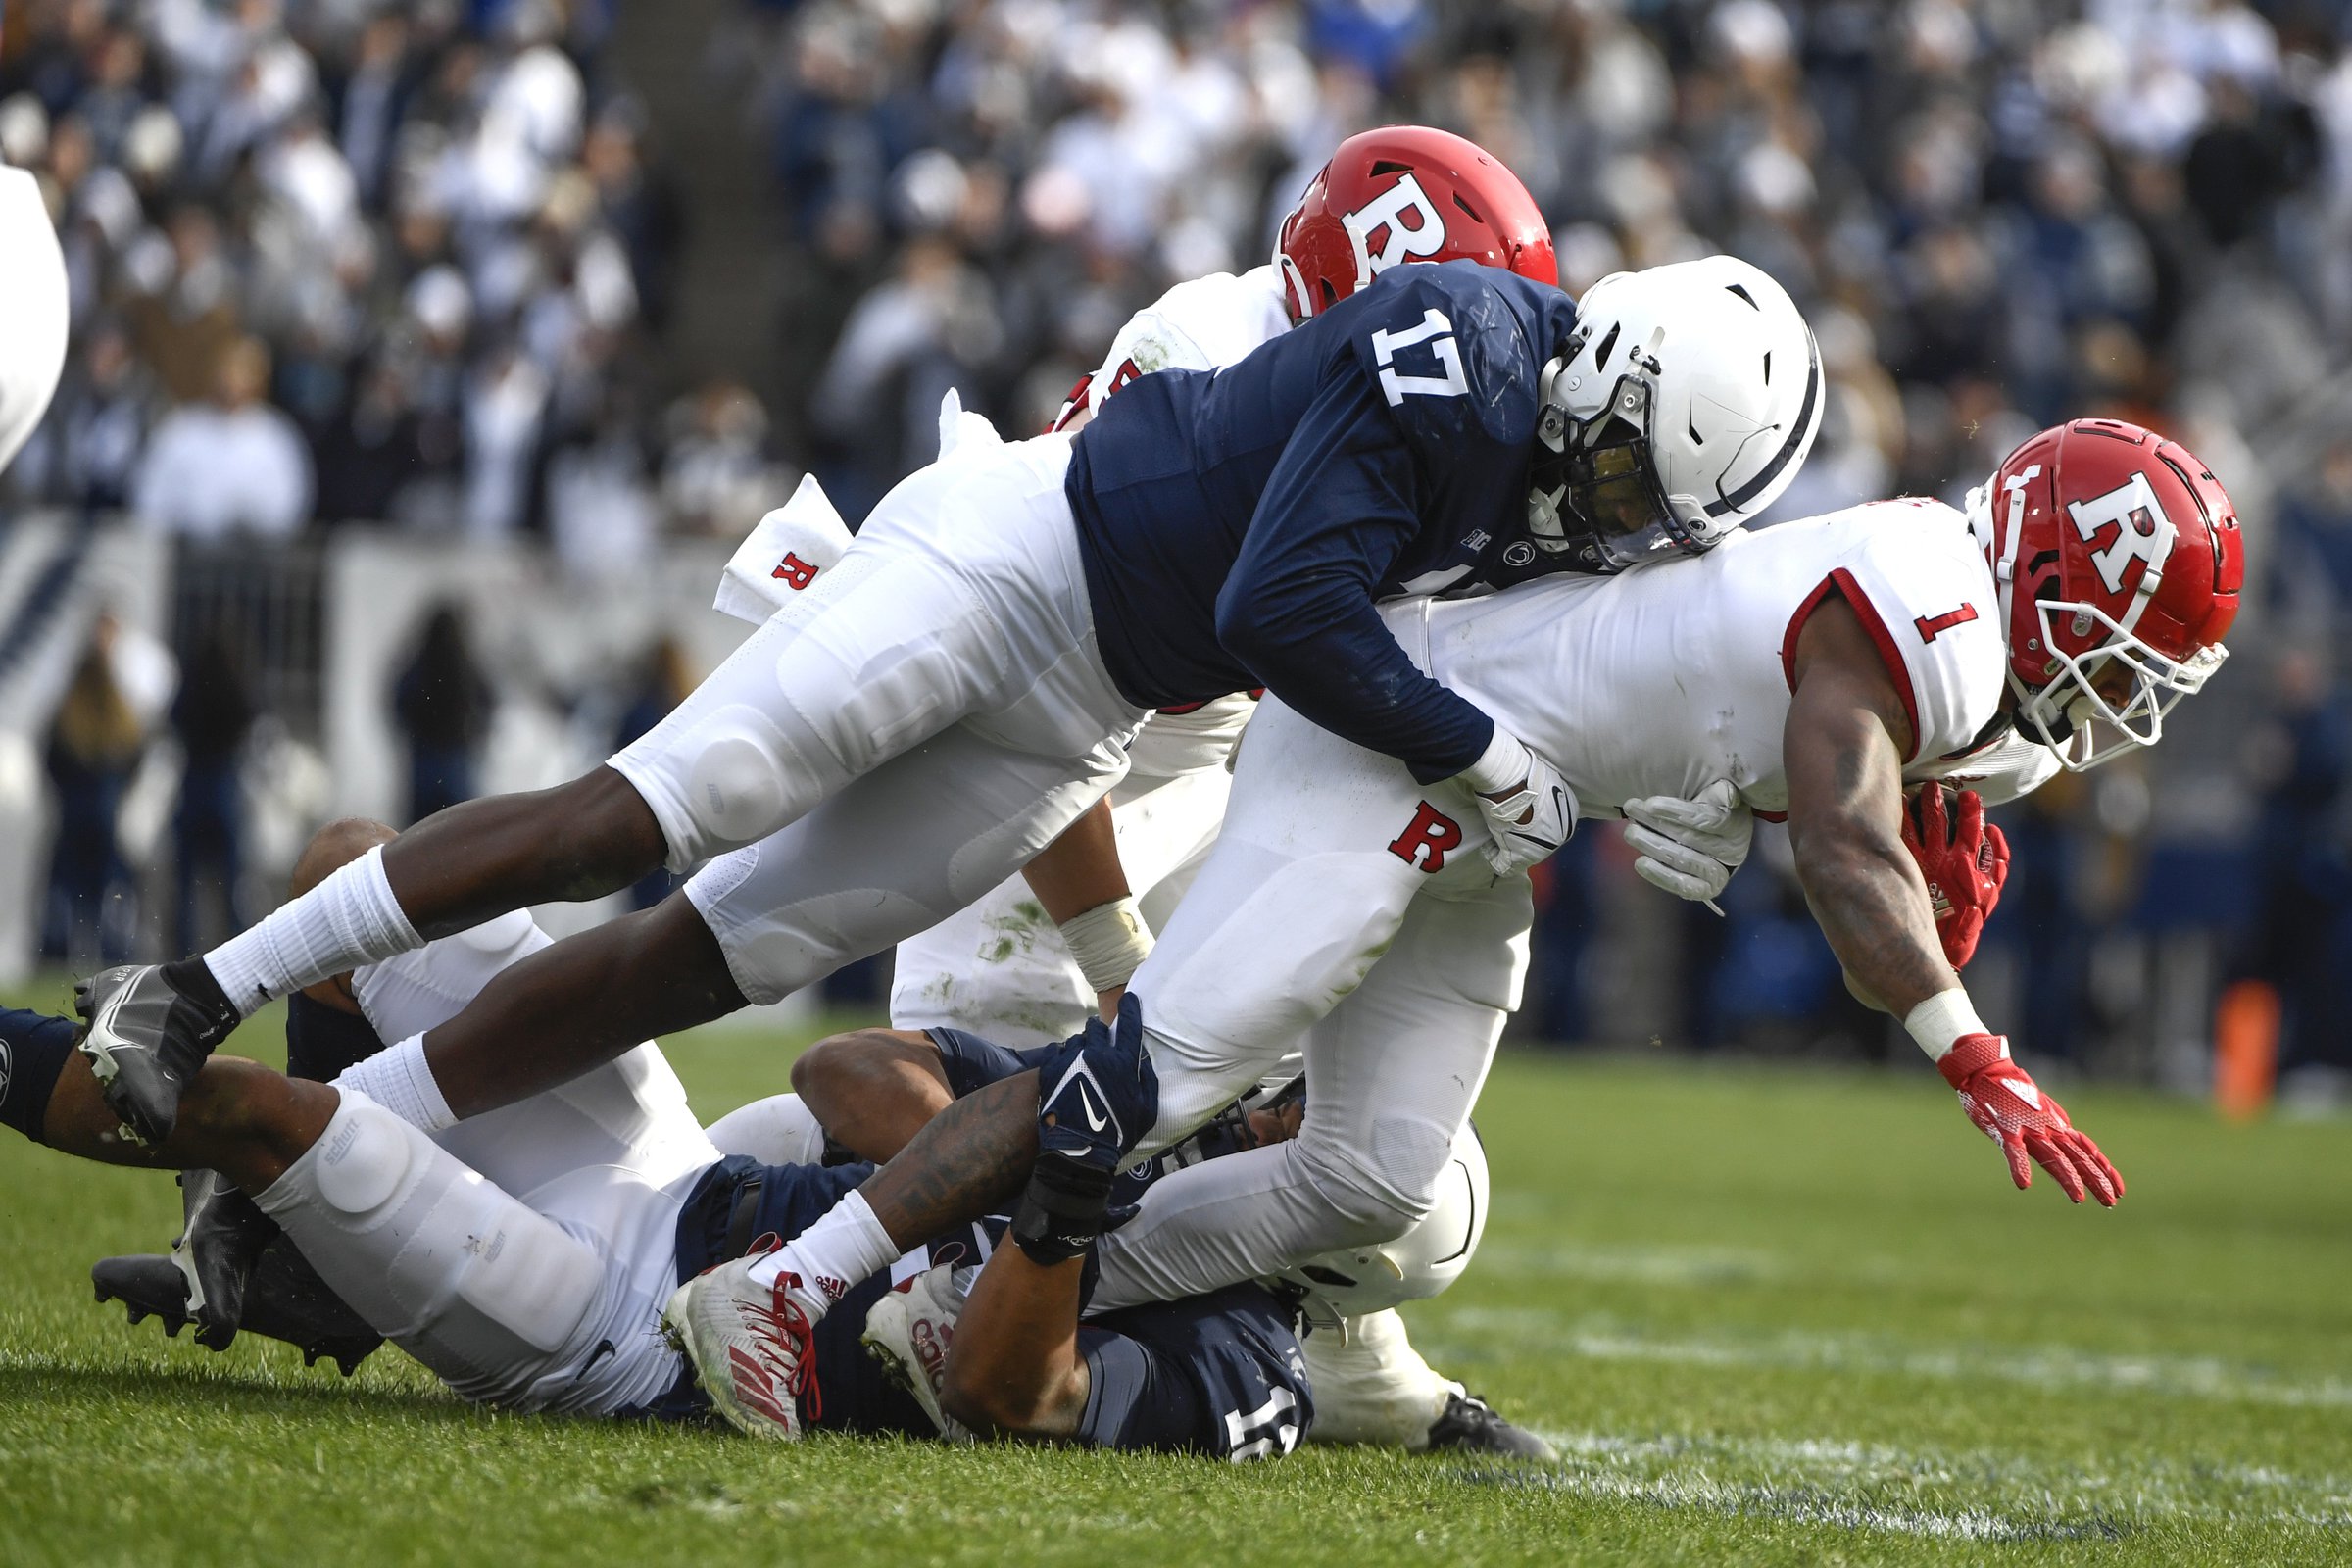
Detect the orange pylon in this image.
<box><xmin>2213</xmin><ymin>979</ymin><xmax>2280</xmax><ymax>1122</ymax></box>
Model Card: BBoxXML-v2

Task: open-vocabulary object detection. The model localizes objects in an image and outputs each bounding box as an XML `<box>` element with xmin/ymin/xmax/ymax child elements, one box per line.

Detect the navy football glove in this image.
<box><xmin>1013</xmin><ymin>993</ymin><xmax>1159</xmax><ymax>1264</ymax></box>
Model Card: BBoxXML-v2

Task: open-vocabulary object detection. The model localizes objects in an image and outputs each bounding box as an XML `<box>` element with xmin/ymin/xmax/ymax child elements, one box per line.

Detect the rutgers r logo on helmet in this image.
<box><xmin>1965</xmin><ymin>418</ymin><xmax>2243</xmax><ymax>771</ymax></box>
<box><xmin>1340</xmin><ymin>175</ymin><xmax>1448</xmax><ymax>290</ymax></box>
<box><xmin>1274</xmin><ymin>124</ymin><xmax>1557</xmax><ymax>319</ymax></box>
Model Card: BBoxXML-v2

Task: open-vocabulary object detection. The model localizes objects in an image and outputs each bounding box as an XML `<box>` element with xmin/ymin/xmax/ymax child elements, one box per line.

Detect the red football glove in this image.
<box><xmin>1903</xmin><ymin>785</ymin><xmax>2009</xmax><ymax>969</ymax></box>
<box><xmin>1938</xmin><ymin>1034</ymin><xmax>2123</xmax><ymax>1205</ymax></box>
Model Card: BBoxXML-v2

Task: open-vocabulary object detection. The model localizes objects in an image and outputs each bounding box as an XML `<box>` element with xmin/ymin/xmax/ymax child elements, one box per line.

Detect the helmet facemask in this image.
<box><xmin>2010</xmin><ymin>595</ymin><xmax>2228</xmax><ymax>769</ymax></box>
<box><xmin>1528</xmin><ymin>350</ymin><xmax>1691</xmax><ymax>572</ymax></box>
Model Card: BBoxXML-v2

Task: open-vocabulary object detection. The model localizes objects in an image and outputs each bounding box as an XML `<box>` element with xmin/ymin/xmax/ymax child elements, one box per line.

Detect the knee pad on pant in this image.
<box><xmin>258</xmin><ymin>1091</ymin><xmax>605</xmax><ymax>1399</ymax></box>
<box><xmin>681</xmin><ymin>713</ymin><xmax>799</xmax><ymax>851</ymax></box>
<box><xmin>1290</xmin><ymin>1113</ymin><xmax>1457</xmax><ymax>1250</ymax></box>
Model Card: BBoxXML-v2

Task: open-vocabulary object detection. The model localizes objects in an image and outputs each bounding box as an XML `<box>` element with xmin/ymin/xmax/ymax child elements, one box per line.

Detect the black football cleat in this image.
<box><xmin>74</xmin><ymin>964</ymin><xmax>240</xmax><ymax>1147</ymax></box>
<box><xmin>1426</xmin><ymin>1391</ymin><xmax>1557</xmax><ymax>1460</ymax></box>
<box><xmin>94</xmin><ymin>1239</ymin><xmax>384</xmax><ymax>1377</ymax></box>
<box><xmin>92</xmin><ymin>1253</ymin><xmax>197</xmax><ymax>1337</ymax></box>
<box><xmin>172</xmin><ymin>1168</ymin><xmax>281</xmax><ymax>1350</ymax></box>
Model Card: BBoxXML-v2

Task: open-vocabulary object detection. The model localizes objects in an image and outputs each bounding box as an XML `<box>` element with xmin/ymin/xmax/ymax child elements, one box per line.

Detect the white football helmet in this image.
<box><xmin>1528</xmin><ymin>255</ymin><xmax>1821</xmax><ymax>570</ymax></box>
<box><xmin>1273</xmin><ymin>1120</ymin><xmax>1490</xmax><ymax>1332</ymax></box>
<box><xmin>0</xmin><ymin>166</ymin><xmax>69</xmax><ymax>475</ymax></box>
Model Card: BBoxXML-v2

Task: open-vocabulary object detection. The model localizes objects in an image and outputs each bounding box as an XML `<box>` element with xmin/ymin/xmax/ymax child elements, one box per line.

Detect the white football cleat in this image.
<box><xmin>859</xmin><ymin>1262</ymin><xmax>970</xmax><ymax>1441</ymax></box>
<box><xmin>662</xmin><ymin>1256</ymin><xmax>816</xmax><ymax>1439</ymax></box>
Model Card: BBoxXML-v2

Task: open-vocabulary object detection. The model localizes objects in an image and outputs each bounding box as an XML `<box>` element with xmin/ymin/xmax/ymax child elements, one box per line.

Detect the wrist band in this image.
<box><xmin>1011</xmin><ymin>1157</ymin><xmax>1115</xmax><ymax>1265</ymax></box>
<box><xmin>1902</xmin><ymin>988</ymin><xmax>1991</xmax><ymax>1062</ymax></box>
<box><xmin>1461</xmin><ymin>727</ymin><xmax>1531</xmax><ymax>795</ymax></box>
<box><xmin>1060</xmin><ymin>896</ymin><xmax>1152</xmax><ymax>994</ymax></box>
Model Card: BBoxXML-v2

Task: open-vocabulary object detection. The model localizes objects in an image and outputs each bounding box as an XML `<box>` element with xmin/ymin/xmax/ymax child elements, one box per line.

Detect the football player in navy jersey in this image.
<box><xmin>77</xmin><ymin>240</ymin><xmax>1820</xmax><ymax>1180</ymax></box>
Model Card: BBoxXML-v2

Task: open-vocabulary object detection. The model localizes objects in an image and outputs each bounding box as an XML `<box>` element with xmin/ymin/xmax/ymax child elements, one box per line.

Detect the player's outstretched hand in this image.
<box><xmin>1938</xmin><ymin>1034</ymin><xmax>2122</xmax><ymax>1206</ymax></box>
<box><xmin>1902</xmin><ymin>784</ymin><xmax>2009</xmax><ymax>969</ymax></box>
<box><xmin>1624</xmin><ymin>781</ymin><xmax>1752</xmax><ymax>903</ymax></box>
<box><xmin>1461</xmin><ymin>731</ymin><xmax>1577</xmax><ymax>878</ymax></box>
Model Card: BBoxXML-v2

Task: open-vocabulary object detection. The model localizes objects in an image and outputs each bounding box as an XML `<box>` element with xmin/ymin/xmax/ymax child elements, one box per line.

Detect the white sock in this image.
<box><xmin>746</xmin><ymin>1190</ymin><xmax>898</xmax><ymax>1320</ymax></box>
<box><xmin>331</xmin><ymin>1034</ymin><xmax>456</xmax><ymax>1135</ymax></box>
<box><xmin>205</xmin><ymin>845</ymin><xmax>424</xmax><ymax>1016</ymax></box>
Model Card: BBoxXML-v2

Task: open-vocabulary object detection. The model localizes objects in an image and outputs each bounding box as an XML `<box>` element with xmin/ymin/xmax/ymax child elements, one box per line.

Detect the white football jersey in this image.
<box><xmin>1389</xmin><ymin>498</ymin><xmax>2017</xmax><ymax>817</ymax></box>
<box><xmin>1061</xmin><ymin>265</ymin><xmax>1293</xmax><ymax>426</ymax></box>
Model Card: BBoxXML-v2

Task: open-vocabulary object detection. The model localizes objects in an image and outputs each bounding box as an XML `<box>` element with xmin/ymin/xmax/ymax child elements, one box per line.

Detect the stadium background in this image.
<box><xmin>5</xmin><ymin>0</ymin><xmax>2352</xmax><ymax>1102</ymax></box>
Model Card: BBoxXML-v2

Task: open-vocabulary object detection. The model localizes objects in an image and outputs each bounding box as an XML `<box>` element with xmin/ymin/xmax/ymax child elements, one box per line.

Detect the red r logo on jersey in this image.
<box><xmin>772</xmin><ymin>553</ymin><xmax>820</xmax><ymax>591</ymax></box>
<box><xmin>1388</xmin><ymin>802</ymin><xmax>1463</xmax><ymax>872</ymax></box>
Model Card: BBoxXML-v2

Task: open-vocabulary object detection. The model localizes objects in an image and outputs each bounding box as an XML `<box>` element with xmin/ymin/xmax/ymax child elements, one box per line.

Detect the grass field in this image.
<box><xmin>2</xmin><ymin>994</ymin><xmax>2347</xmax><ymax>1567</ymax></box>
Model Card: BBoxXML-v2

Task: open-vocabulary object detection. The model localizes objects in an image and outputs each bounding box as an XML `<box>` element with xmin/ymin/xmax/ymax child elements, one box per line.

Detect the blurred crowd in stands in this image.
<box><xmin>0</xmin><ymin>0</ymin><xmax>773</xmax><ymax>577</ymax></box>
<box><xmin>11</xmin><ymin>0</ymin><xmax>2352</xmax><ymax>1086</ymax></box>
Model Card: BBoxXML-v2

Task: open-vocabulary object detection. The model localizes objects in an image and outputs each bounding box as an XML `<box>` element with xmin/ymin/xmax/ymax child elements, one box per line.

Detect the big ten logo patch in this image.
<box><xmin>1387</xmin><ymin>802</ymin><xmax>1463</xmax><ymax>872</ymax></box>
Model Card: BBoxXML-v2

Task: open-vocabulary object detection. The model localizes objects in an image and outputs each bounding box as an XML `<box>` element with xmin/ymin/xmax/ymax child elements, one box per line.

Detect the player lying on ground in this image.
<box><xmin>86</xmin><ymin>808</ymin><xmax>1544</xmax><ymax>1453</ymax></box>
<box><xmin>654</xmin><ymin>420</ymin><xmax>2241</xmax><ymax>1433</ymax></box>
<box><xmin>780</xmin><ymin>1015</ymin><xmax>1528</xmax><ymax>1452</ymax></box>
<box><xmin>4</xmin><ymin>824</ymin><xmax>1361</xmax><ymax>1454</ymax></box>
<box><xmin>33</xmin><ymin>819</ymin><xmax>1533</xmax><ymax>1453</ymax></box>
<box><xmin>79</xmin><ymin>152</ymin><xmax>1820</xmax><ymax>1149</ymax></box>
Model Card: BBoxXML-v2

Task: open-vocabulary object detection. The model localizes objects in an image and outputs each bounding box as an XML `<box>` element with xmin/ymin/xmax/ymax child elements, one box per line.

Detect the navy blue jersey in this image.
<box><xmin>1076</xmin><ymin>1283</ymin><xmax>1312</xmax><ymax>1459</ymax></box>
<box><xmin>1067</xmin><ymin>261</ymin><xmax>1581</xmax><ymax>783</ymax></box>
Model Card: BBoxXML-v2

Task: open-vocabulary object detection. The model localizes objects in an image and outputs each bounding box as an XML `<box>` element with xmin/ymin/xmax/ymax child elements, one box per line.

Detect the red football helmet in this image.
<box><xmin>1966</xmin><ymin>419</ymin><xmax>2242</xmax><ymax>770</ymax></box>
<box><xmin>1274</xmin><ymin>125</ymin><xmax>1556</xmax><ymax>319</ymax></box>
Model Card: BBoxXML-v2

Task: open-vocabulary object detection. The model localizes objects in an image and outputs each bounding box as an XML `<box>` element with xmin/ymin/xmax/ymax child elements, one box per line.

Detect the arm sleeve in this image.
<box><xmin>1214</xmin><ymin>372</ymin><xmax>1496</xmax><ymax>783</ymax></box>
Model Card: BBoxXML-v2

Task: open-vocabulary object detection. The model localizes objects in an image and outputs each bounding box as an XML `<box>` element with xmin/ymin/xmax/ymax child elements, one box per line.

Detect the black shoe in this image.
<box><xmin>1425</xmin><ymin>1391</ymin><xmax>1557</xmax><ymax>1460</ymax></box>
<box><xmin>172</xmin><ymin>1169</ymin><xmax>280</xmax><ymax>1350</ymax></box>
<box><xmin>93</xmin><ymin>1240</ymin><xmax>383</xmax><ymax>1377</ymax></box>
<box><xmin>74</xmin><ymin>964</ymin><xmax>240</xmax><ymax>1147</ymax></box>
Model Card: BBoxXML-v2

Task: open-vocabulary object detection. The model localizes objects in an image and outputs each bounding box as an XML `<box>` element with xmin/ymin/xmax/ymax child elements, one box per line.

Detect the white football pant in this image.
<box><xmin>613</xmin><ymin>434</ymin><xmax>1148</xmax><ymax>1004</ymax></box>
<box><xmin>274</xmin><ymin>914</ymin><xmax>815</xmax><ymax>1414</ymax></box>
<box><xmin>890</xmin><ymin>762</ymin><xmax>1234</xmax><ymax>1048</ymax></box>
<box><xmin>254</xmin><ymin>1086</ymin><xmax>696</xmax><ymax>1414</ymax></box>
<box><xmin>1090</xmin><ymin>699</ymin><xmax>1529</xmax><ymax>1311</ymax></box>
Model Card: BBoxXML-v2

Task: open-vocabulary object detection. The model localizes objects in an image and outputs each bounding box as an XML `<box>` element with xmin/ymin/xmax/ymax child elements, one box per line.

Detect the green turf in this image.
<box><xmin>1</xmin><ymin>993</ymin><xmax>2346</xmax><ymax>1566</ymax></box>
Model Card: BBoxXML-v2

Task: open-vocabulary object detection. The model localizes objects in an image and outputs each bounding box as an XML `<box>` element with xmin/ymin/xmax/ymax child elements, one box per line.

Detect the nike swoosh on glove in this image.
<box><xmin>1460</xmin><ymin>730</ymin><xmax>1577</xmax><ymax>878</ymax></box>
<box><xmin>1902</xmin><ymin>784</ymin><xmax>2009</xmax><ymax>969</ymax></box>
<box><xmin>1624</xmin><ymin>781</ymin><xmax>1752</xmax><ymax>903</ymax></box>
<box><xmin>1034</xmin><ymin>991</ymin><xmax>1159</xmax><ymax>1174</ymax></box>
<box><xmin>1938</xmin><ymin>1034</ymin><xmax>2123</xmax><ymax>1206</ymax></box>
<box><xmin>1016</xmin><ymin>994</ymin><xmax>1160</xmax><ymax>1265</ymax></box>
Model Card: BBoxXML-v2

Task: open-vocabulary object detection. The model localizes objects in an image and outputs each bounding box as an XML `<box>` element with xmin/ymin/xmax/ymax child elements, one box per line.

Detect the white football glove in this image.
<box><xmin>1623</xmin><ymin>780</ymin><xmax>1752</xmax><ymax>903</ymax></box>
<box><xmin>1461</xmin><ymin>729</ymin><xmax>1578</xmax><ymax>878</ymax></box>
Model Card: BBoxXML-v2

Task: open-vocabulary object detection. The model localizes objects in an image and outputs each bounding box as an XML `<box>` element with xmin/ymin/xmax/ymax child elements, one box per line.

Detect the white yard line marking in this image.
<box><xmin>1470</xmin><ymin>1241</ymin><xmax>1784</xmax><ymax>1287</ymax></box>
<box><xmin>1428</xmin><ymin>1307</ymin><xmax>2352</xmax><ymax>1409</ymax></box>
<box><xmin>1456</xmin><ymin>1427</ymin><xmax>2352</xmax><ymax>1538</ymax></box>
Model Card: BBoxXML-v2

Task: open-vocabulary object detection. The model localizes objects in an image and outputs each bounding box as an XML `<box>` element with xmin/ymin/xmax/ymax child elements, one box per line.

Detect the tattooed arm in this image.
<box><xmin>855</xmin><ymin>1071</ymin><xmax>1042</xmax><ymax>1248</ymax></box>
<box><xmin>1784</xmin><ymin>593</ymin><xmax>1957</xmax><ymax>1018</ymax></box>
